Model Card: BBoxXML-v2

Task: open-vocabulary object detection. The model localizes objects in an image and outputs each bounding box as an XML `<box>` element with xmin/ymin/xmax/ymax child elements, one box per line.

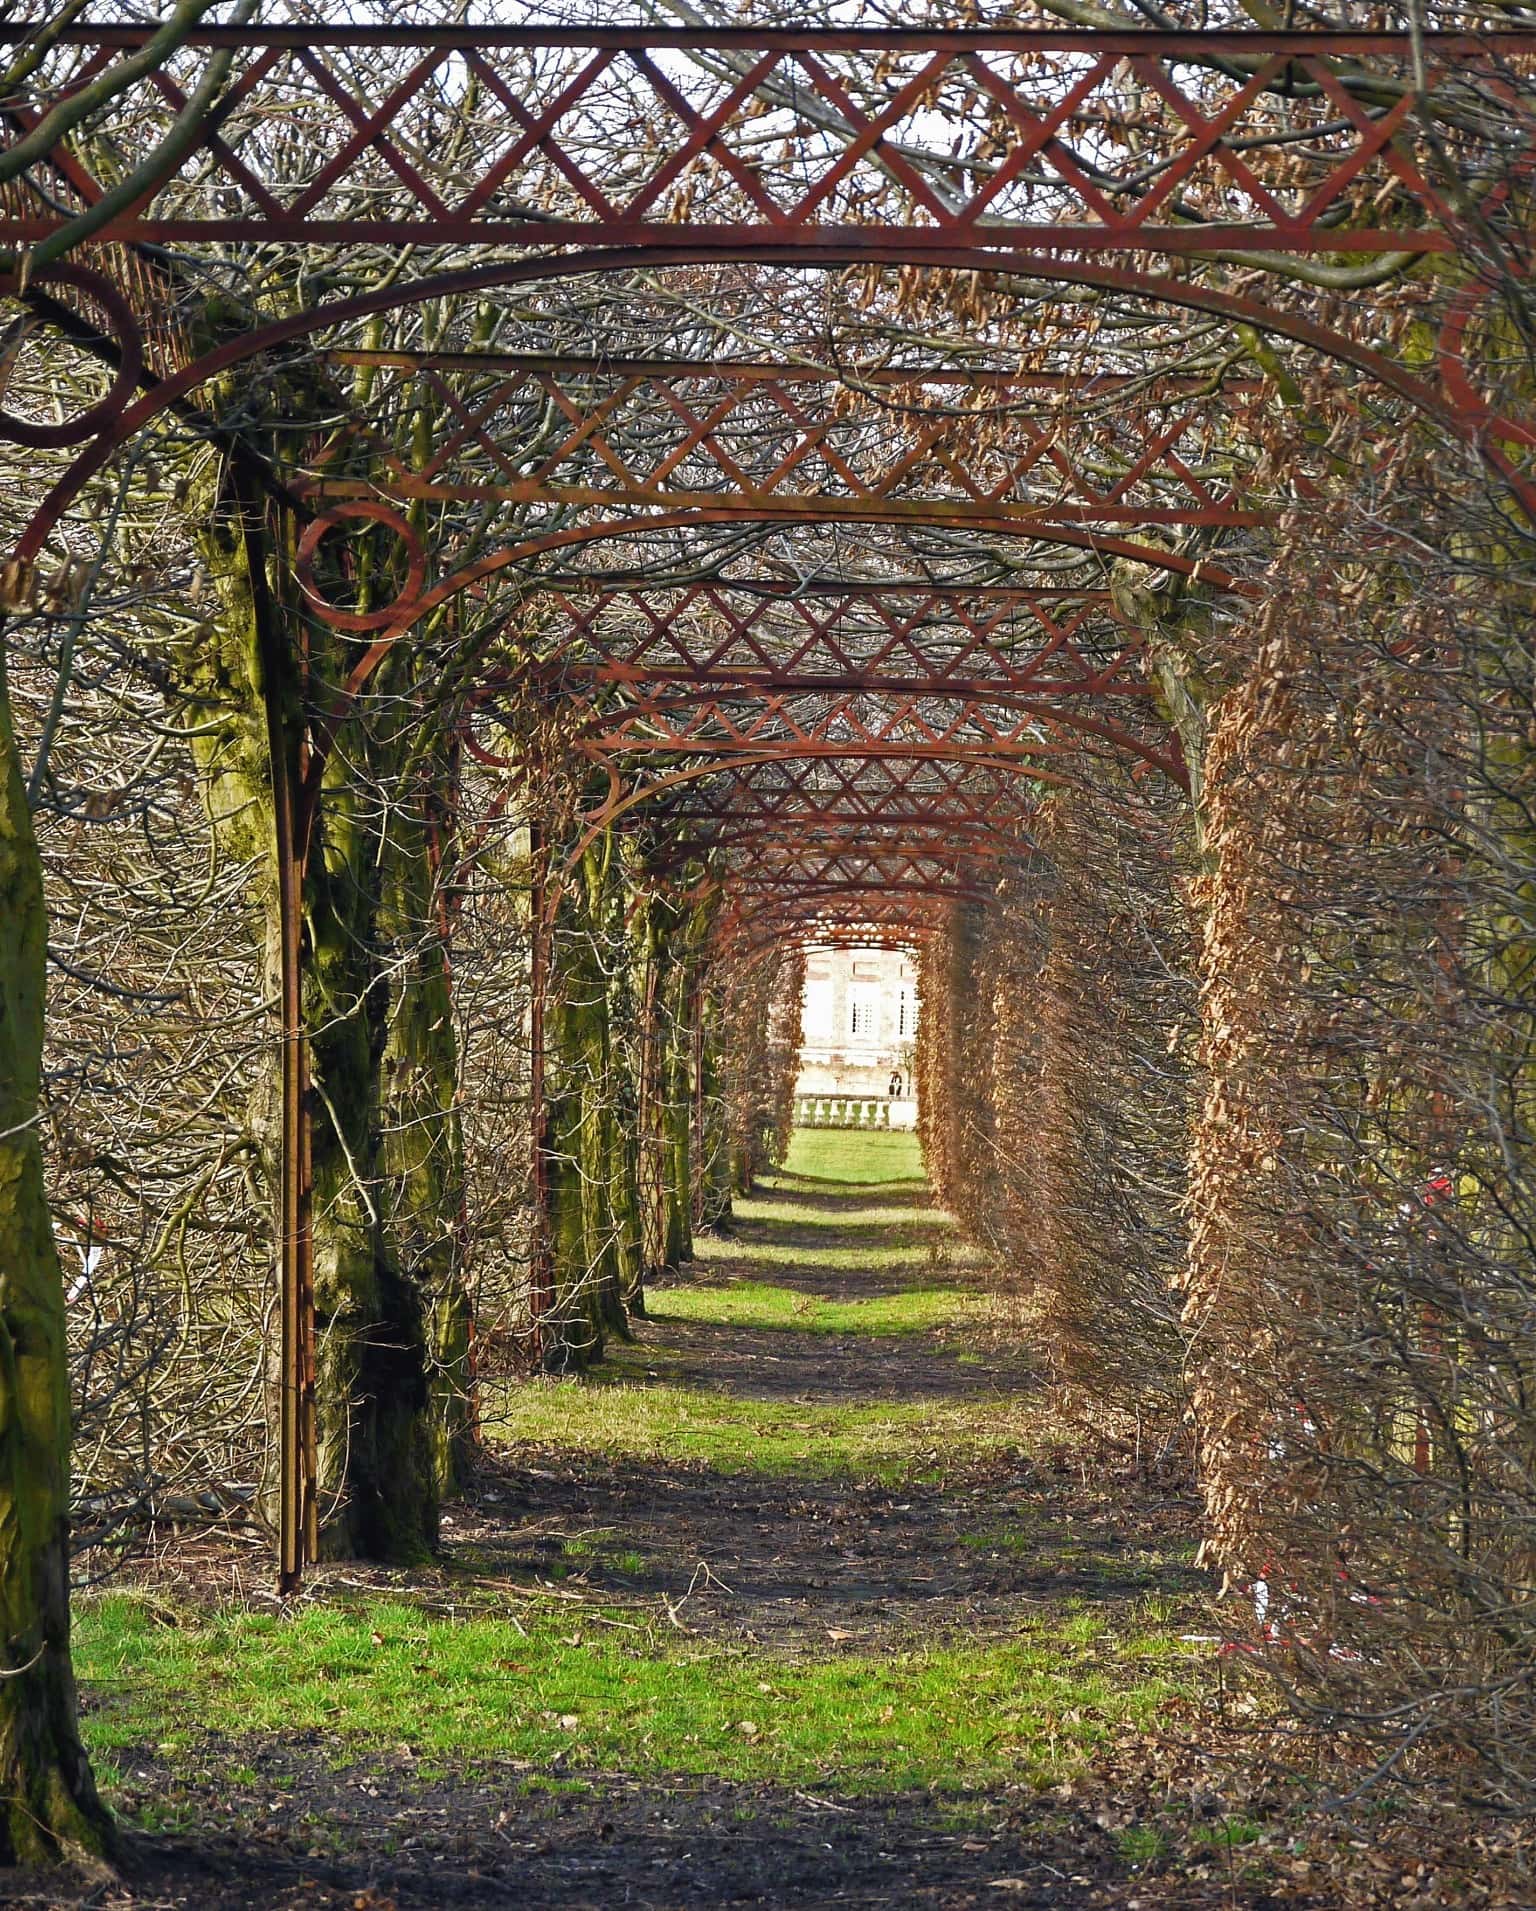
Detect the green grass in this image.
<box><xmin>772</xmin><ymin>1127</ymin><xmax>927</xmax><ymax>1191</ymax></box>
<box><xmin>694</xmin><ymin>1237</ymin><xmax>935</xmax><ymax>1274</ymax></box>
<box><xmin>72</xmin><ymin>1119</ymin><xmax>1214</xmax><ymax>1836</ymax></box>
<box><xmin>519</xmin><ymin>1776</ymin><xmax>592</xmax><ymax>1799</ymax></box>
<box><xmin>1118</xmin><ymin>1824</ymin><xmax>1170</xmax><ymax>1865</ymax></box>
<box><xmin>481</xmin><ymin>1373</ymin><xmax>1019</xmax><ymax>1486</ymax></box>
<box><xmin>1189</xmin><ymin>1815</ymin><xmax>1265</xmax><ymax>1850</ymax></box>
<box><xmin>724</xmin><ymin>1199</ymin><xmax>950</xmax><ymax>1231</ymax></box>
<box><xmin>559</xmin><ymin>1534</ymin><xmax>648</xmax><ymax>1577</ymax></box>
<box><xmin>75</xmin><ymin>1594</ymin><xmax>1189</xmax><ymax>1797</ymax></box>
<box><xmin>647</xmin><ymin>1279</ymin><xmax>981</xmax><ymax>1337</ymax></box>
<box><xmin>959</xmin><ymin>1524</ymin><xmax>1034</xmax><ymax>1555</ymax></box>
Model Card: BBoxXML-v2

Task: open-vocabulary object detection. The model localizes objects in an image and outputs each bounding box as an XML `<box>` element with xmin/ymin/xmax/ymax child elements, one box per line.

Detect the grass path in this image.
<box><xmin>51</xmin><ymin>1131</ymin><xmax>1331</xmax><ymax>1908</ymax></box>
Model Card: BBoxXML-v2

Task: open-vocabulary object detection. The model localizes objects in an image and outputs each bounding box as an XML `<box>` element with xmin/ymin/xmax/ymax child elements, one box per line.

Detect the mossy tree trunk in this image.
<box><xmin>696</xmin><ymin>979</ymin><xmax>733</xmax><ymax>1230</ymax></box>
<box><xmin>377</xmin><ymin>742</ymin><xmax>474</xmax><ymax>1494</ymax></box>
<box><xmin>0</xmin><ymin>621</ymin><xmax>111</xmax><ymax>1867</ymax></box>
<box><xmin>634</xmin><ymin>895</ymin><xmax>671</xmax><ymax>1284</ymax></box>
<box><xmin>541</xmin><ymin>834</ymin><xmax>630</xmax><ymax>1369</ymax></box>
<box><xmin>606</xmin><ymin>851</ymin><xmax>645</xmax><ymax>1317</ymax></box>
<box><xmin>627</xmin><ymin>879</ymin><xmax>717</xmax><ymax>1280</ymax></box>
<box><xmin>654</xmin><ymin>898</ymin><xmax>699</xmax><ymax>1272</ymax></box>
<box><xmin>184</xmin><ymin>465</ymin><xmax>437</xmax><ymax>1562</ymax></box>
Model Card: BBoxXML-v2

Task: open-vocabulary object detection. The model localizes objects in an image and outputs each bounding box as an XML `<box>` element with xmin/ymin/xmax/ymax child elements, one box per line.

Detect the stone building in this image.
<box><xmin>795</xmin><ymin>946</ymin><xmax>917</xmax><ymax>1100</ymax></box>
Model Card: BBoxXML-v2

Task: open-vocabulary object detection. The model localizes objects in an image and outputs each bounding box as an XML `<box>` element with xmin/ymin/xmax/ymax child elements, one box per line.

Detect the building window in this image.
<box><xmin>850</xmin><ymin>997</ymin><xmax>875</xmax><ymax>1037</ymax></box>
<box><xmin>803</xmin><ymin>980</ymin><xmax>833</xmax><ymax>1041</ymax></box>
<box><xmin>898</xmin><ymin>991</ymin><xmax>910</xmax><ymax>1038</ymax></box>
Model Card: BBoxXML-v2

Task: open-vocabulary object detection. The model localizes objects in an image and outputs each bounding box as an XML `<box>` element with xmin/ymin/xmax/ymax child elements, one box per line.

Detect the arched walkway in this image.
<box><xmin>3</xmin><ymin>10</ymin><xmax>1536</xmax><ymax>1891</ymax></box>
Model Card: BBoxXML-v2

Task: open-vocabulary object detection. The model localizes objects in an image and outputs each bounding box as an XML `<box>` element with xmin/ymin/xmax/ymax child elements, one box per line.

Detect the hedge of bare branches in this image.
<box><xmin>714</xmin><ymin>946</ymin><xmax>804</xmax><ymax>1199</ymax></box>
<box><xmin>918</xmin><ymin>774</ymin><xmax>1196</xmax><ymax>1441</ymax></box>
<box><xmin>1182</xmin><ymin>434</ymin><xmax>1536</xmax><ymax>1803</ymax></box>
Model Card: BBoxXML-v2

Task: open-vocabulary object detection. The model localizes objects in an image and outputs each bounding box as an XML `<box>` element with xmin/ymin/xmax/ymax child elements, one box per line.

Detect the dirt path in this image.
<box><xmin>451</xmin><ymin>1156</ymin><xmax>1200</xmax><ymax>1656</ymax></box>
<box><xmin>22</xmin><ymin>1135</ymin><xmax>1332</xmax><ymax>1910</ymax></box>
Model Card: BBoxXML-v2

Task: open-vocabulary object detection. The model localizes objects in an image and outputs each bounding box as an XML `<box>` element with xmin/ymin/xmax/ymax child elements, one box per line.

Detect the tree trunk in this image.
<box><xmin>541</xmin><ymin>836</ymin><xmax>628</xmax><ymax>1368</ymax></box>
<box><xmin>696</xmin><ymin>981</ymin><xmax>733</xmax><ymax>1230</ymax></box>
<box><xmin>606</xmin><ymin>853</ymin><xmax>645</xmax><ymax>1316</ymax></box>
<box><xmin>659</xmin><ymin>935</ymin><xmax>695</xmax><ymax>1272</ymax></box>
<box><xmin>184</xmin><ymin>472</ymin><xmax>437</xmax><ymax>1562</ymax></box>
<box><xmin>635</xmin><ymin>901</ymin><xmax>670</xmax><ymax>1283</ymax></box>
<box><xmin>377</xmin><ymin>769</ymin><xmax>474</xmax><ymax>1495</ymax></box>
<box><xmin>0</xmin><ymin>622</ymin><xmax>111</xmax><ymax>1867</ymax></box>
<box><xmin>305</xmin><ymin>847</ymin><xmax>438</xmax><ymax>1562</ymax></box>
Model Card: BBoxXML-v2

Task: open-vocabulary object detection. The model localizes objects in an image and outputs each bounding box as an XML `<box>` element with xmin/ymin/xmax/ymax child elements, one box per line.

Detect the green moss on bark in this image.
<box><xmin>0</xmin><ymin>623</ymin><xmax>112</xmax><ymax>1866</ymax></box>
<box><xmin>180</xmin><ymin>454</ymin><xmax>439</xmax><ymax>1563</ymax></box>
<box><xmin>541</xmin><ymin>836</ymin><xmax>633</xmax><ymax>1370</ymax></box>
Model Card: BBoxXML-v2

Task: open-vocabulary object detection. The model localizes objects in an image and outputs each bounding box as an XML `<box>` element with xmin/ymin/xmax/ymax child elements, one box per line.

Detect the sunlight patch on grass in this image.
<box><xmin>726</xmin><ymin>1198</ymin><xmax>950</xmax><ymax>1232</ymax></box>
<box><xmin>692</xmin><ymin>1236</ymin><xmax>947</xmax><ymax>1275</ymax></box>
<box><xmin>775</xmin><ymin>1127</ymin><xmax>926</xmax><ymax>1189</ymax></box>
<box><xmin>479</xmin><ymin>1373</ymin><xmax>1020</xmax><ymax>1486</ymax></box>
<box><xmin>76</xmin><ymin>1595</ymin><xmax>1189</xmax><ymax>1797</ymax></box>
<box><xmin>648</xmin><ymin>1279</ymin><xmax>982</xmax><ymax>1338</ymax></box>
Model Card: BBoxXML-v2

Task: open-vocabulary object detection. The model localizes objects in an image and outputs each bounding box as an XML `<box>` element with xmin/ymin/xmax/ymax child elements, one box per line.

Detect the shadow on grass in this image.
<box><xmin>451</xmin><ymin>1446</ymin><xmax>1200</xmax><ymax>1622</ymax></box>
<box><xmin>48</xmin><ymin>1741</ymin><xmax>1232</xmax><ymax>1910</ymax></box>
<box><xmin>721</xmin><ymin>1212</ymin><xmax>945</xmax><ymax>1239</ymax></box>
<box><xmin>769</xmin><ymin>1169</ymin><xmax>931</xmax><ymax>1198</ymax></box>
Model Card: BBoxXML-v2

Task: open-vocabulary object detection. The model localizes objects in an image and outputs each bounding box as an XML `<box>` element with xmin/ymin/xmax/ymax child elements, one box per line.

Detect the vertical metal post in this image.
<box><xmin>273</xmin><ymin>776</ymin><xmax>316</xmax><ymax>1592</ymax></box>
<box><xmin>251</xmin><ymin>488</ymin><xmax>317</xmax><ymax>1594</ymax></box>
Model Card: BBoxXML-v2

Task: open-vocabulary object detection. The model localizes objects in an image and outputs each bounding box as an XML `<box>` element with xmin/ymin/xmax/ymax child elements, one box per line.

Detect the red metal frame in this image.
<box><xmin>2</xmin><ymin>26</ymin><xmax>1514</xmax><ymax>259</ymax></box>
<box><xmin>5</xmin><ymin>24</ymin><xmax>1533</xmax><ymax>554</ymax></box>
<box><xmin>302</xmin><ymin>352</ymin><xmax>1262</xmax><ymax>535</ymax></box>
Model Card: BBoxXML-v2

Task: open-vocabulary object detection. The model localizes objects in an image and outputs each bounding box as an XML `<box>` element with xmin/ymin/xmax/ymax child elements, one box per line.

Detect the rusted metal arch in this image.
<box><xmin>714</xmin><ymin>842</ymin><xmax>1015</xmax><ymax>882</ymax></box>
<box><xmin>495</xmin><ymin>581</ymin><xmax>1144</xmax><ymax>686</ymax></box>
<box><xmin>488</xmin><ymin>596</ymin><xmax>1157</xmax><ymax>716</ymax></box>
<box><xmin>298</xmin><ymin>349</ymin><xmax>1265</xmax><ymax>536</ymax></box>
<box><xmin>649</xmin><ymin>825</ymin><xmax>1034</xmax><ymax>901</ymax></box>
<box><xmin>733</xmin><ymin>869</ymin><xmax>996</xmax><ymax>898</ymax></box>
<box><xmin>562</xmin><ymin>689</ymin><xmax>1184</xmax><ymax>783</ymax></box>
<box><xmin>469</xmin><ymin>663</ymin><xmax>1184</xmax><ymax>787</ymax></box>
<box><xmin>549</xmin><ymin>742</ymin><xmax>1090</xmax><ymax>886</ymax></box>
<box><xmin>4</xmin><ymin>24</ymin><xmax>1520</xmax><ymax>265</ymax></box>
<box><xmin>5</xmin><ymin>21</ymin><xmax>1533</xmax><ymax>558</ymax></box>
<box><xmin>7</xmin><ymin>249</ymin><xmax>1533</xmax><ymax>576</ymax></box>
<box><xmin>471</xmin><ymin>561</ymin><xmax>1161</xmax><ymax>882</ymax></box>
<box><xmin>641</xmin><ymin>755</ymin><xmax>1045</xmax><ymax>818</ymax></box>
<box><xmin>640</xmin><ymin>806</ymin><xmax>1035</xmax><ymax>902</ymax></box>
<box><xmin>711</xmin><ymin>896</ymin><xmax>951</xmax><ymax>967</ymax></box>
<box><xmin>644</xmin><ymin>823</ymin><xmax>1025</xmax><ymax>865</ymax></box>
<box><xmin>300</xmin><ymin>503</ymin><xmax>1228</xmax><ymax>872</ymax></box>
<box><xmin>310</xmin><ymin>515</ymin><xmax>1229</xmax><ymax>755</ymax></box>
<box><xmin>634</xmin><ymin>751</ymin><xmax>1058</xmax><ymax>823</ymax></box>
<box><xmin>457</xmin><ymin>576</ymin><xmax>1168</xmax><ymax>818</ymax></box>
<box><xmin>321</xmin><ymin>505</ymin><xmax>1237</xmax><ymax>720</ymax></box>
<box><xmin>468</xmin><ymin>730</ymin><xmax>1046</xmax><ymax>837</ymax></box>
<box><xmin>631</xmin><ymin>775</ymin><xmax>1042</xmax><ymax>870</ymax></box>
<box><xmin>559</xmin><ymin>668</ymin><xmax>1155</xmax><ymax>700</ymax></box>
<box><xmin>641</xmin><ymin>800</ymin><xmax>1035</xmax><ymax>838</ymax></box>
<box><xmin>726</xmin><ymin>873</ymin><xmax>1001</xmax><ymax>905</ymax></box>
